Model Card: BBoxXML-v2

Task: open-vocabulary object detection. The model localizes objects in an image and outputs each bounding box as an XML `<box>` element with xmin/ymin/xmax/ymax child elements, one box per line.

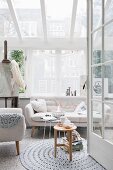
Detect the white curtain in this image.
<box><xmin>25</xmin><ymin>50</ymin><xmax>86</xmax><ymax>96</ymax></box>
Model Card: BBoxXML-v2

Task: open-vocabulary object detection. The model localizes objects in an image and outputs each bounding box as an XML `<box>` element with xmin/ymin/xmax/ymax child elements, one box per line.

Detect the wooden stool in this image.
<box><xmin>54</xmin><ymin>124</ymin><xmax>77</xmax><ymax>161</ymax></box>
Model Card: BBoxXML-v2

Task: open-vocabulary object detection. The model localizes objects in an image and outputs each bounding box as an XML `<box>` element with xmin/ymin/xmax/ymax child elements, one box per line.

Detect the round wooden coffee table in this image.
<box><xmin>54</xmin><ymin>124</ymin><xmax>77</xmax><ymax>161</ymax></box>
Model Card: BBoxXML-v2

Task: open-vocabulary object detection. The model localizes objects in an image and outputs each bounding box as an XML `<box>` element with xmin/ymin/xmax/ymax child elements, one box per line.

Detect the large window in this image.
<box><xmin>25</xmin><ymin>50</ymin><xmax>86</xmax><ymax>96</ymax></box>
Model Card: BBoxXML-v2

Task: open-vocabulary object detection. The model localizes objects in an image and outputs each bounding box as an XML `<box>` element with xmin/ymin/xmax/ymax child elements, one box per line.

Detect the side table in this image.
<box><xmin>42</xmin><ymin>115</ymin><xmax>57</xmax><ymax>139</ymax></box>
<box><xmin>0</xmin><ymin>96</ymin><xmax>18</xmax><ymax>108</ymax></box>
<box><xmin>54</xmin><ymin>124</ymin><xmax>77</xmax><ymax>161</ymax></box>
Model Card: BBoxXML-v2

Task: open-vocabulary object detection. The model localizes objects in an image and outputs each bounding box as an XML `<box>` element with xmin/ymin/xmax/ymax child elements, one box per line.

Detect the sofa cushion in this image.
<box><xmin>30</xmin><ymin>99</ymin><xmax>47</xmax><ymax>113</ymax></box>
<box><xmin>47</xmin><ymin>106</ymin><xmax>58</xmax><ymax>112</ymax></box>
<box><xmin>65</xmin><ymin>112</ymin><xmax>80</xmax><ymax>122</ymax></box>
<box><xmin>74</xmin><ymin>101</ymin><xmax>87</xmax><ymax>114</ymax></box>
<box><xmin>65</xmin><ymin>111</ymin><xmax>101</xmax><ymax>123</ymax></box>
<box><xmin>31</xmin><ymin>112</ymin><xmax>52</xmax><ymax>122</ymax></box>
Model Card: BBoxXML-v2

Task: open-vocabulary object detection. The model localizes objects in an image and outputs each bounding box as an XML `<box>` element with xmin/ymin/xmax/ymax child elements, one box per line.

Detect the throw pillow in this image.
<box><xmin>30</xmin><ymin>99</ymin><xmax>47</xmax><ymax>113</ymax></box>
<box><xmin>74</xmin><ymin>101</ymin><xmax>87</xmax><ymax>115</ymax></box>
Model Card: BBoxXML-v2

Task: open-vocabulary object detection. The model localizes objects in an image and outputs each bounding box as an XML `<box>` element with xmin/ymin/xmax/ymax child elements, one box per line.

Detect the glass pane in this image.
<box><xmin>104</xmin><ymin>63</ymin><xmax>113</xmax><ymax>101</ymax></box>
<box><xmin>92</xmin><ymin>101</ymin><xmax>102</xmax><ymax>136</ymax></box>
<box><xmin>26</xmin><ymin>50</ymin><xmax>86</xmax><ymax>96</ymax></box>
<box><xmin>92</xmin><ymin>30</ymin><xmax>102</xmax><ymax>64</ymax></box>
<box><xmin>104</xmin><ymin>23</ymin><xmax>113</xmax><ymax>101</ymax></box>
<box><xmin>74</xmin><ymin>0</ymin><xmax>86</xmax><ymax>38</ymax></box>
<box><xmin>105</xmin><ymin>0</ymin><xmax>113</xmax><ymax>23</ymax></box>
<box><xmin>29</xmin><ymin>50</ymin><xmax>56</xmax><ymax>95</ymax></box>
<box><xmin>104</xmin><ymin>51</ymin><xmax>113</xmax><ymax>62</ymax></box>
<box><xmin>93</xmin><ymin>0</ymin><xmax>102</xmax><ymax>30</ymax></box>
<box><xmin>0</xmin><ymin>0</ymin><xmax>17</xmax><ymax>37</ymax></box>
<box><xmin>92</xmin><ymin>66</ymin><xmax>102</xmax><ymax>100</ymax></box>
<box><xmin>104</xmin><ymin>103</ymin><xmax>113</xmax><ymax>144</ymax></box>
<box><xmin>45</xmin><ymin>0</ymin><xmax>73</xmax><ymax>38</ymax></box>
<box><xmin>104</xmin><ymin>22</ymin><xmax>113</xmax><ymax>62</ymax></box>
<box><xmin>12</xmin><ymin>0</ymin><xmax>43</xmax><ymax>37</ymax></box>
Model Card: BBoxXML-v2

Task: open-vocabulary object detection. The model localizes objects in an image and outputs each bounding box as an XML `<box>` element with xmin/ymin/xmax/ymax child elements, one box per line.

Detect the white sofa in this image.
<box><xmin>25</xmin><ymin>96</ymin><xmax>111</xmax><ymax>136</ymax></box>
<box><xmin>25</xmin><ymin>96</ymin><xmax>86</xmax><ymax>124</ymax></box>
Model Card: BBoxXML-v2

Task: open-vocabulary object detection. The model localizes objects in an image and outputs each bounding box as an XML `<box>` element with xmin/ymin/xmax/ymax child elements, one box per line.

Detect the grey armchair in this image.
<box><xmin>0</xmin><ymin>108</ymin><xmax>26</xmax><ymax>155</ymax></box>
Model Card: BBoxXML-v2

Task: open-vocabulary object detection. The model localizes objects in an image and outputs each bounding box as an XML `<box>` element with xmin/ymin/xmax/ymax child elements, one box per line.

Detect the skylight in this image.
<box><xmin>0</xmin><ymin>0</ymin><xmax>87</xmax><ymax>48</ymax></box>
<box><xmin>12</xmin><ymin>0</ymin><xmax>40</xmax><ymax>9</ymax></box>
<box><xmin>0</xmin><ymin>0</ymin><xmax>17</xmax><ymax>37</ymax></box>
<box><xmin>12</xmin><ymin>0</ymin><xmax>43</xmax><ymax>38</ymax></box>
<box><xmin>45</xmin><ymin>0</ymin><xmax>73</xmax><ymax>38</ymax></box>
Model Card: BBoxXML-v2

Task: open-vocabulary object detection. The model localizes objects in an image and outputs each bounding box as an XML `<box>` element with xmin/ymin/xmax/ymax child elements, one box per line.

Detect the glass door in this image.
<box><xmin>87</xmin><ymin>0</ymin><xmax>113</xmax><ymax>170</ymax></box>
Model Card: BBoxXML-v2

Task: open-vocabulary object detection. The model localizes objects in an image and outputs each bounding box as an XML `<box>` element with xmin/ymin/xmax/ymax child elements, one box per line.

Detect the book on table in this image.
<box><xmin>61</xmin><ymin>137</ymin><xmax>83</xmax><ymax>152</ymax></box>
<box><xmin>41</xmin><ymin>116</ymin><xmax>57</xmax><ymax>121</ymax></box>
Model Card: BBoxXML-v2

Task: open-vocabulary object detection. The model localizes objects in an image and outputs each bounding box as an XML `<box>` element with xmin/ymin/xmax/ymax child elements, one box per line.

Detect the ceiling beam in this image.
<box><xmin>0</xmin><ymin>37</ymin><xmax>87</xmax><ymax>50</ymax></box>
<box><xmin>40</xmin><ymin>0</ymin><xmax>47</xmax><ymax>41</ymax></box>
<box><xmin>70</xmin><ymin>0</ymin><xmax>78</xmax><ymax>41</ymax></box>
<box><xmin>6</xmin><ymin>0</ymin><xmax>22</xmax><ymax>40</ymax></box>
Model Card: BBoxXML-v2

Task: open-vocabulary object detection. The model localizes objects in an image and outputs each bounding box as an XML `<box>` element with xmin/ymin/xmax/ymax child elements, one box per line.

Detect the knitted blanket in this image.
<box><xmin>0</xmin><ymin>113</ymin><xmax>22</xmax><ymax>128</ymax></box>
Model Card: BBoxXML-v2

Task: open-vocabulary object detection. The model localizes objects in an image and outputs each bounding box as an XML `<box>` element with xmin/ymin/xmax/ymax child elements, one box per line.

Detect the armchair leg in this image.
<box><xmin>31</xmin><ymin>126</ymin><xmax>36</xmax><ymax>137</ymax></box>
<box><xmin>16</xmin><ymin>141</ymin><xmax>20</xmax><ymax>155</ymax></box>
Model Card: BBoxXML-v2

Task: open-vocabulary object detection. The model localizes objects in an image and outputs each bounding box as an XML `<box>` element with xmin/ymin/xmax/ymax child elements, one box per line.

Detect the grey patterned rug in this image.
<box><xmin>20</xmin><ymin>139</ymin><xmax>105</xmax><ymax>170</ymax></box>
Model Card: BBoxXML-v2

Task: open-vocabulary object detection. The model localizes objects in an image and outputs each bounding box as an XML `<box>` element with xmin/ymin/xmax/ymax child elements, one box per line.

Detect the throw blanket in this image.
<box><xmin>11</xmin><ymin>60</ymin><xmax>25</xmax><ymax>89</ymax></box>
<box><xmin>0</xmin><ymin>113</ymin><xmax>22</xmax><ymax>128</ymax></box>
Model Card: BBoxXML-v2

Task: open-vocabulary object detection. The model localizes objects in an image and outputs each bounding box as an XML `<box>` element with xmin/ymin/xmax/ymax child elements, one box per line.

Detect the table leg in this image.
<box><xmin>54</xmin><ymin>129</ymin><xmax>57</xmax><ymax>158</ymax></box>
<box><xmin>58</xmin><ymin>131</ymin><xmax>61</xmax><ymax>140</ymax></box>
<box><xmin>5</xmin><ymin>98</ymin><xmax>7</xmax><ymax>108</ymax></box>
<box><xmin>68</xmin><ymin>131</ymin><xmax>72</xmax><ymax>161</ymax></box>
<box><xmin>43</xmin><ymin>121</ymin><xmax>46</xmax><ymax>141</ymax></box>
<box><xmin>64</xmin><ymin>131</ymin><xmax>66</xmax><ymax>137</ymax></box>
<box><xmin>49</xmin><ymin>121</ymin><xmax>52</xmax><ymax>138</ymax></box>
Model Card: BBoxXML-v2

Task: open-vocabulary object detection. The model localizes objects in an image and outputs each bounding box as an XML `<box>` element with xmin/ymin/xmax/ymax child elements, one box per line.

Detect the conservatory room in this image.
<box><xmin>0</xmin><ymin>0</ymin><xmax>113</xmax><ymax>170</ymax></box>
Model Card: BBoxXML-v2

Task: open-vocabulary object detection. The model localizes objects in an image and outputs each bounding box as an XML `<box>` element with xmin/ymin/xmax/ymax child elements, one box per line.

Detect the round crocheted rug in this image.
<box><xmin>20</xmin><ymin>139</ymin><xmax>105</xmax><ymax>170</ymax></box>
